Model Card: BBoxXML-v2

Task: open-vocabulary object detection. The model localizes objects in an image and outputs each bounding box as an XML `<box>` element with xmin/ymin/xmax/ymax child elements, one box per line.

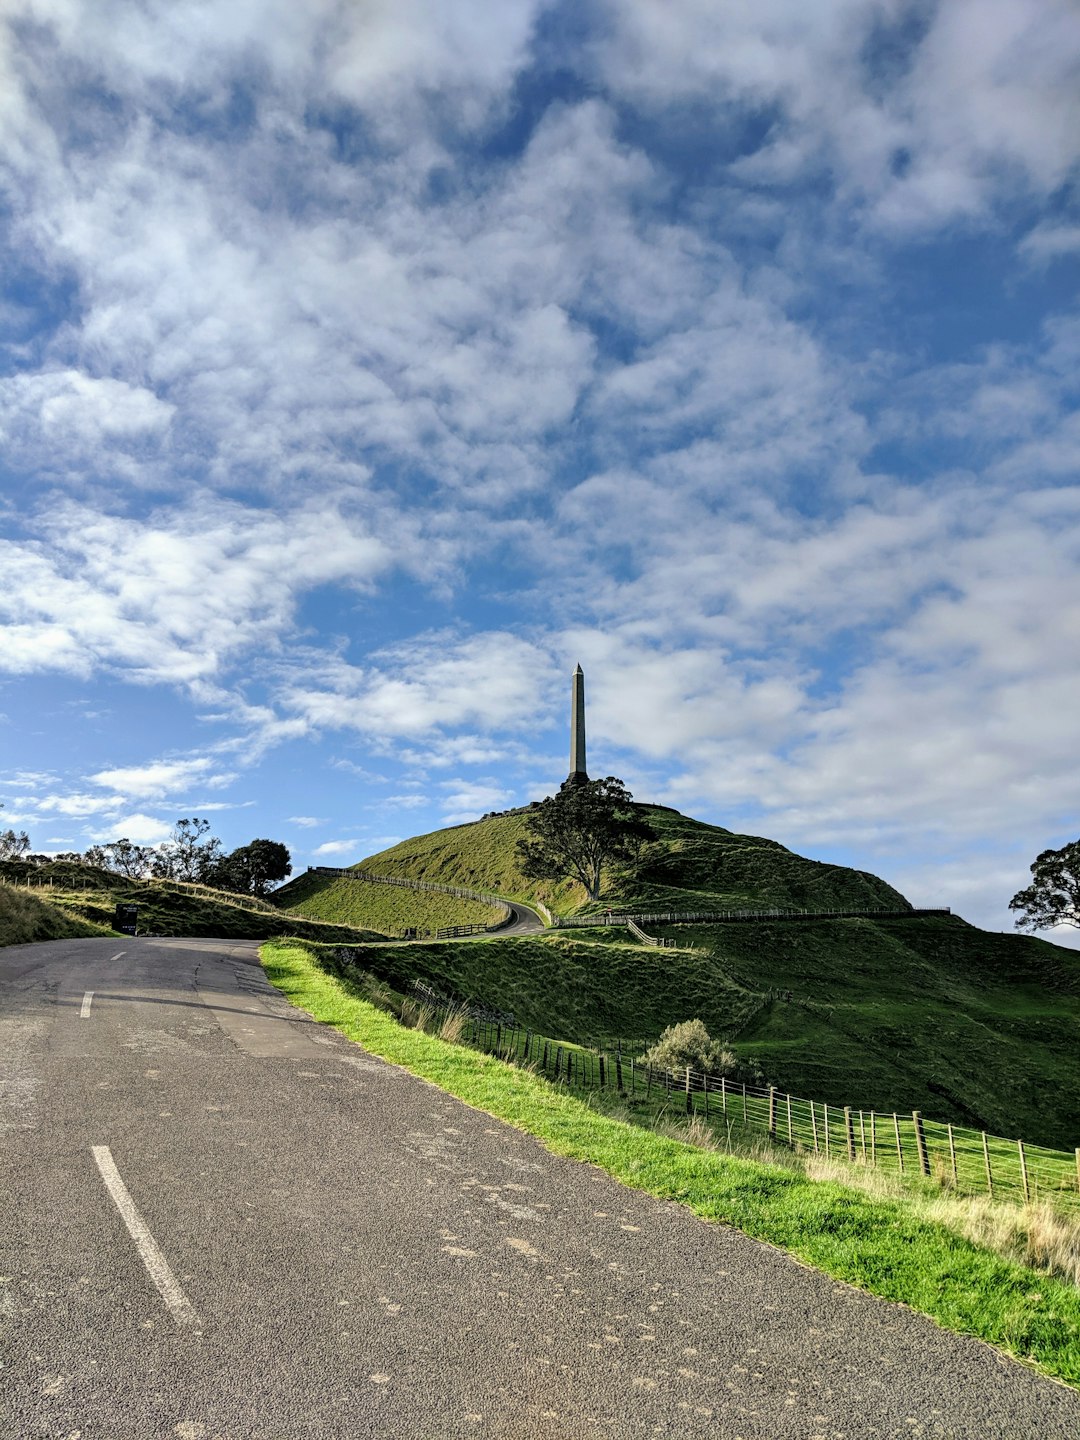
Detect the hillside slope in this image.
<box><xmin>273</xmin><ymin>870</ymin><xmax>505</xmax><ymax>935</ymax></box>
<box><xmin>0</xmin><ymin>862</ymin><xmax>380</xmax><ymax>944</ymax></box>
<box><xmin>350</xmin><ymin>804</ymin><xmax>909</xmax><ymax>915</ymax></box>
<box><xmin>282</xmin><ymin>804</ymin><xmax>1078</xmax><ymax>1147</ymax></box>
<box><xmin>333</xmin><ymin>914</ymin><xmax>1080</xmax><ymax>1149</ymax></box>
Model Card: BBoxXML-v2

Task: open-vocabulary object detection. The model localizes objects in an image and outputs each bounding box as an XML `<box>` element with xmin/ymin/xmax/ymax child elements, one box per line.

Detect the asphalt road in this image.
<box><xmin>2</xmin><ymin>935</ymin><xmax>1078</xmax><ymax>1440</ymax></box>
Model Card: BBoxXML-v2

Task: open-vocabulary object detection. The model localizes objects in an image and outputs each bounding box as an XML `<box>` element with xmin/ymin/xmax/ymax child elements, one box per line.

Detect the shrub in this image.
<box><xmin>640</xmin><ymin>1018</ymin><xmax>736</xmax><ymax>1078</ymax></box>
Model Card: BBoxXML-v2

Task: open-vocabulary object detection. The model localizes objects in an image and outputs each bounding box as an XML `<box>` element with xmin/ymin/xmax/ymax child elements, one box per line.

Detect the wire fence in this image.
<box><xmin>552</xmin><ymin>905</ymin><xmax>951</xmax><ymax>929</ymax></box>
<box><xmin>402</xmin><ymin>984</ymin><xmax>1080</xmax><ymax>1216</ymax></box>
<box><xmin>3</xmin><ymin>871</ymin><xmax>279</xmax><ymax>915</ymax></box>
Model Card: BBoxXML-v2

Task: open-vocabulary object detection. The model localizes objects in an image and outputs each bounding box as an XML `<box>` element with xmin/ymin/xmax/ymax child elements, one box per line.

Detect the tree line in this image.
<box><xmin>0</xmin><ymin>809</ymin><xmax>291</xmax><ymax>898</ymax></box>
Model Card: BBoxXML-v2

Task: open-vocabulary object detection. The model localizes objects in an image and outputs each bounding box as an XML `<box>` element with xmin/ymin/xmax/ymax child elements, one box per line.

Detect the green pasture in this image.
<box><xmin>273</xmin><ymin>870</ymin><xmax>505</xmax><ymax>935</ymax></box>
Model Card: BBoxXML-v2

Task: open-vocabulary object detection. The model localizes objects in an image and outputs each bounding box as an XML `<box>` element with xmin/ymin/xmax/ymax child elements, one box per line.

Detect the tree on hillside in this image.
<box><xmin>85</xmin><ymin>838</ymin><xmax>155</xmax><ymax>878</ymax></box>
<box><xmin>209</xmin><ymin>839</ymin><xmax>292</xmax><ymax>897</ymax></box>
<box><xmin>0</xmin><ymin>802</ymin><xmax>30</xmax><ymax>861</ymax></box>
<box><xmin>1009</xmin><ymin>840</ymin><xmax>1080</xmax><ymax>931</ymax></box>
<box><xmin>151</xmin><ymin>818</ymin><xmax>223</xmax><ymax>883</ymax></box>
<box><xmin>516</xmin><ymin>777</ymin><xmax>652</xmax><ymax>903</ymax></box>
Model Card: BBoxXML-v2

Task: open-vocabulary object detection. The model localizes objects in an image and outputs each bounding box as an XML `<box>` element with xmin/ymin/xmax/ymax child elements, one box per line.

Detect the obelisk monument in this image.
<box><xmin>563</xmin><ymin>663</ymin><xmax>589</xmax><ymax>789</ymax></box>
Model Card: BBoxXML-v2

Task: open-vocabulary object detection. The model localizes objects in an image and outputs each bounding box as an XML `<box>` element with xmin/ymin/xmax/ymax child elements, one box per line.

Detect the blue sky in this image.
<box><xmin>1</xmin><ymin>0</ymin><xmax>1079</xmax><ymax>942</ymax></box>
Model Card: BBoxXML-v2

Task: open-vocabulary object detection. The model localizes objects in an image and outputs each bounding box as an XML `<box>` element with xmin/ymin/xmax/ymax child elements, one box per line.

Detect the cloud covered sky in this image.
<box><xmin>1</xmin><ymin>0</ymin><xmax>1078</xmax><ymax>941</ymax></box>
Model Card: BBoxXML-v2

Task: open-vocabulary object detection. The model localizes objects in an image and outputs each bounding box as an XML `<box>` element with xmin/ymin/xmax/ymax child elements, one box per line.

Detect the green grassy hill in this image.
<box><xmin>348</xmin><ymin>804</ymin><xmax>908</xmax><ymax>915</ymax></box>
<box><xmin>285</xmin><ymin>803</ymin><xmax>1078</xmax><ymax>1150</ymax></box>
<box><xmin>330</xmin><ymin>914</ymin><xmax>1080</xmax><ymax>1149</ymax></box>
<box><xmin>273</xmin><ymin>870</ymin><xmax>505</xmax><ymax>935</ymax></box>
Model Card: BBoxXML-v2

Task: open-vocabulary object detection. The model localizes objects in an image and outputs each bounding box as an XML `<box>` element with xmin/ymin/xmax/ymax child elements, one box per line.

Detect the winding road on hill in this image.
<box><xmin>3</xmin><ymin>935</ymin><xmax>1078</xmax><ymax>1439</ymax></box>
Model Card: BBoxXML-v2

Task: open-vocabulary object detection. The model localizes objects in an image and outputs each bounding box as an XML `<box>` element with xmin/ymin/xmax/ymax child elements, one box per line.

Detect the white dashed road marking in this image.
<box><xmin>79</xmin><ymin>991</ymin><xmax>94</xmax><ymax>1019</ymax></box>
<box><xmin>91</xmin><ymin>1146</ymin><xmax>201</xmax><ymax>1328</ymax></box>
<box><xmin>110</xmin><ymin>952</ymin><xmax>126</xmax><ymax>962</ymax></box>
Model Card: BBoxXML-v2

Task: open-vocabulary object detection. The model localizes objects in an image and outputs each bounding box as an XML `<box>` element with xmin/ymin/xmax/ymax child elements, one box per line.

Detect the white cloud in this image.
<box><xmin>288</xmin><ymin>815</ymin><xmax>324</xmax><ymax>828</ymax></box>
<box><xmin>0</xmin><ymin>494</ymin><xmax>392</xmax><ymax>685</ymax></box>
<box><xmin>439</xmin><ymin>780</ymin><xmax>512</xmax><ymax>825</ymax></box>
<box><xmin>281</xmin><ymin>632</ymin><xmax>560</xmax><ymax>741</ymax></box>
<box><xmin>86</xmin><ymin>812</ymin><xmax>173</xmax><ymax>845</ymax></box>
<box><xmin>594</xmin><ymin>0</ymin><xmax>1080</xmax><ymax>232</ymax></box>
<box><xmin>88</xmin><ymin>758</ymin><xmax>232</xmax><ymax>800</ymax></box>
<box><xmin>312</xmin><ymin>839</ymin><xmax>360</xmax><ymax>857</ymax></box>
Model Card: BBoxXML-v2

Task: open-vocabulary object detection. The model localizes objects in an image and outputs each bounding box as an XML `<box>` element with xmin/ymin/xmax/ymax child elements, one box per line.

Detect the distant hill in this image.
<box><xmin>344</xmin><ymin>803</ymin><xmax>909</xmax><ymax>915</ymax></box>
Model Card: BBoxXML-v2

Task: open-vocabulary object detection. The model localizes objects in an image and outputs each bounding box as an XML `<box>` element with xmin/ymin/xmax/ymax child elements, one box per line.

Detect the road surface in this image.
<box><xmin>2</xmin><ymin>936</ymin><xmax>1077</xmax><ymax>1439</ymax></box>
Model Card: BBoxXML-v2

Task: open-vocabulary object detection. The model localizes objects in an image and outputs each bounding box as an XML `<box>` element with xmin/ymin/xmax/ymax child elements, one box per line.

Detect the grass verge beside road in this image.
<box><xmin>262</xmin><ymin>939</ymin><xmax>1080</xmax><ymax>1389</ymax></box>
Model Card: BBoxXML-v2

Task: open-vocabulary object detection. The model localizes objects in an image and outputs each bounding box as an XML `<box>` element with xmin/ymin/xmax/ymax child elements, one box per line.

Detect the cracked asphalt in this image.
<box><xmin>2</xmin><ymin>935</ymin><xmax>1078</xmax><ymax>1439</ymax></box>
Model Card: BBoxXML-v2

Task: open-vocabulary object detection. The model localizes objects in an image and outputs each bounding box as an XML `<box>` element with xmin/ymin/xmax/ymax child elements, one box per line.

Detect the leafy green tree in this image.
<box><xmin>151</xmin><ymin>818</ymin><xmax>223</xmax><ymax>883</ymax></box>
<box><xmin>1009</xmin><ymin>840</ymin><xmax>1080</xmax><ymax>931</ymax></box>
<box><xmin>0</xmin><ymin>802</ymin><xmax>30</xmax><ymax>861</ymax></box>
<box><xmin>209</xmin><ymin>839</ymin><xmax>292</xmax><ymax>896</ymax></box>
<box><xmin>85</xmin><ymin>838</ymin><xmax>155</xmax><ymax>878</ymax></box>
<box><xmin>516</xmin><ymin>777</ymin><xmax>652</xmax><ymax>902</ymax></box>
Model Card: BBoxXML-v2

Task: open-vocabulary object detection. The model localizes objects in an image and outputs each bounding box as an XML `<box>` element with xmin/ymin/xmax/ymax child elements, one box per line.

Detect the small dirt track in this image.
<box><xmin>3</xmin><ymin>936</ymin><xmax>1078</xmax><ymax>1439</ymax></box>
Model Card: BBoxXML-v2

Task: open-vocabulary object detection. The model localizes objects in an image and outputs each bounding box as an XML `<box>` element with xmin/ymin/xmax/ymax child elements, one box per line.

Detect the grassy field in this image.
<box><xmin>272</xmin><ymin>869</ymin><xmax>506</xmax><ymax>935</ymax></box>
<box><xmin>0</xmin><ymin>861</ymin><xmax>380</xmax><ymax>944</ymax></box>
<box><xmin>262</xmin><ymin>939</ymin><xmax>1080</xmax><ymax>1389</ymax></box>
<box><xmin>350</xmin><ymin>803</ymin><xmax>909</xmax><ymax>916</ymax></box>
<box><xmin>313</xmin><ymin>908</ymin><xmax>1080</xmax><ymax>1149</ymax></box>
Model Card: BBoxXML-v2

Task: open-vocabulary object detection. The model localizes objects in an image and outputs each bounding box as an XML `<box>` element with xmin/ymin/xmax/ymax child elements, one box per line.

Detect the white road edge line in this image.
<box><xmin>79</xmin><ymin>991</ymin><xmax>94</xmax><ymax>1018</ymax></box>
<box><xmin>109</xmin><ymin>951</ymin><xmax>126</xmax><ymax>961</ymax></box>
<box><xmin>91</xmin><ymin>1146</ymin><xmax>202</xmax><ymax>1329</ymax></box>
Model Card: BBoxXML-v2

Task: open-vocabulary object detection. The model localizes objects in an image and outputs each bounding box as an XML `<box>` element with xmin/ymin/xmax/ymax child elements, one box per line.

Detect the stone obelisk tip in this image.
<box><xmin>563</xmin><ymin>663</ymin><xmax>589</xmax><ymax>790</ymax></box>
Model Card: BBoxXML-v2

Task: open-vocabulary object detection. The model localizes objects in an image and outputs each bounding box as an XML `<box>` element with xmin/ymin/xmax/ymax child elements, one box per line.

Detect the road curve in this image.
<box><xmin>2</xmin><ymin>935</ymin><xmax>1077</xmax><ymax>1440</ymax></box>
<box><xmin>498</xmin><ymin>900</ymin><xmax>546</xmax><ymax>936</ymax></box>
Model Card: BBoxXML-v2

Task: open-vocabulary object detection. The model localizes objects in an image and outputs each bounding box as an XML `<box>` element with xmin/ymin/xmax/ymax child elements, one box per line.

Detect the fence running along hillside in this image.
<box><xmin>6</xmin><ymin>871</ymin><xmax>282</xmax><ymax>916</ymax></box>
<box><xmin>553</xmin><ymin>905</ymin><xmax>951</xmax><ymax>929</ymax></box>
<box><xmin>395</xmin><ymin>980</ymin><xmax>1080</xmax><ymax>1216</ymax></box>
<box><xmin>308</xmin><ymin>865</ymin><xmax>513</xmax><ymax>937</ymax></box>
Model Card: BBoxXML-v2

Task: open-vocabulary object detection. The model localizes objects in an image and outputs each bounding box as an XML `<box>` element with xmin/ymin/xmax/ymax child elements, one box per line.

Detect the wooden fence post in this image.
<box><xmin>982</xmin><ymin>1131</ymin><xmax>993</xmax><ymax>1198</ymax></box>
<box><xmin>786</xmin><ymin>1093</ymin><xmax>793</xmax><ymax>1145</ymax></box>
<box><xmin>768</xmin><ymin>1087</ymin><xmax>777</xmax><ymax>1139</ymax></box>
<box><xmin>893</xmin><ymin>1113</ymin><xmax>905</xmax><ymax>1174</ymax></box>
<box><xmin>858</xmin><ymin>1111</ymin><xmax>866</xmax><ymax>1162</ymax></box>
<box><xmin>554</xmin><ymin>1046</ymin><xmax>562</xmax><ymax>1082</ymax></box>
<box><xmin>912</xmin><ymin>1112</ymin><xmax>930</xmax><ymax>1177</ymax></box>
<box><xmin>616</xmin><ymin>1049</ymin><xmax>624</xmax><ymax>1093</ymax></box>
<box><xmin>685</xmin><ymin>1066</ymin><xmax>693</xmax><ymax>1115</ymax></box>
<box><xmin>869</xmin><ymin>1111</ymin><xmax>876</xmax><ymax>1166</ymax></box>
<box><xmin>1018</xmin><ymin>1139</ymin><xmax>1030</xmax><ymax>1204</ymax></box>
<box><xmin>742</xmin><ymin>1082</ymin><xmax>747</xmax><ymax>1125</ymax></box>
<box><xmin>823</xmin><ymin>1104</ymin><xmax>830</xmax><ymax>1157</ymax></box>
<box><xmin>720</xmin><ymin>1075</ymin><xmax>727</xmax><ymax>1115</ymax></box>
<box><xmin>599</xmin><ymin>1054</ymin><xmax>605</xmax><ymax>1088</ymax></box>
<box><xmin>810</xmin><ymin>1102</ymin><xmax>819</xmax><ymax>1152</ymax></box>
<box><xmin>844</xmin><ymin>1107</ymin><xmax>856</xmax><ymax>1163</ymax></box>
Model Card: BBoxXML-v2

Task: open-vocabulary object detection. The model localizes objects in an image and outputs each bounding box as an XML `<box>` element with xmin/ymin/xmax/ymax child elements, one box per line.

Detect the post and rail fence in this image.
<box><xmin>382</xmin><ymin>973</ymin><xmax>1080</xmax><ymax>1216</ymax></box>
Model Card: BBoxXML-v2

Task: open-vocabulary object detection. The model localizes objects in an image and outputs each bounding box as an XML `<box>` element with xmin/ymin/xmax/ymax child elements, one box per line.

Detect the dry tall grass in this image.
<box><xmin>658</xmin><ymin>1113</ymin><xmax>1080</xmax><ymax>1288</ymax></box>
